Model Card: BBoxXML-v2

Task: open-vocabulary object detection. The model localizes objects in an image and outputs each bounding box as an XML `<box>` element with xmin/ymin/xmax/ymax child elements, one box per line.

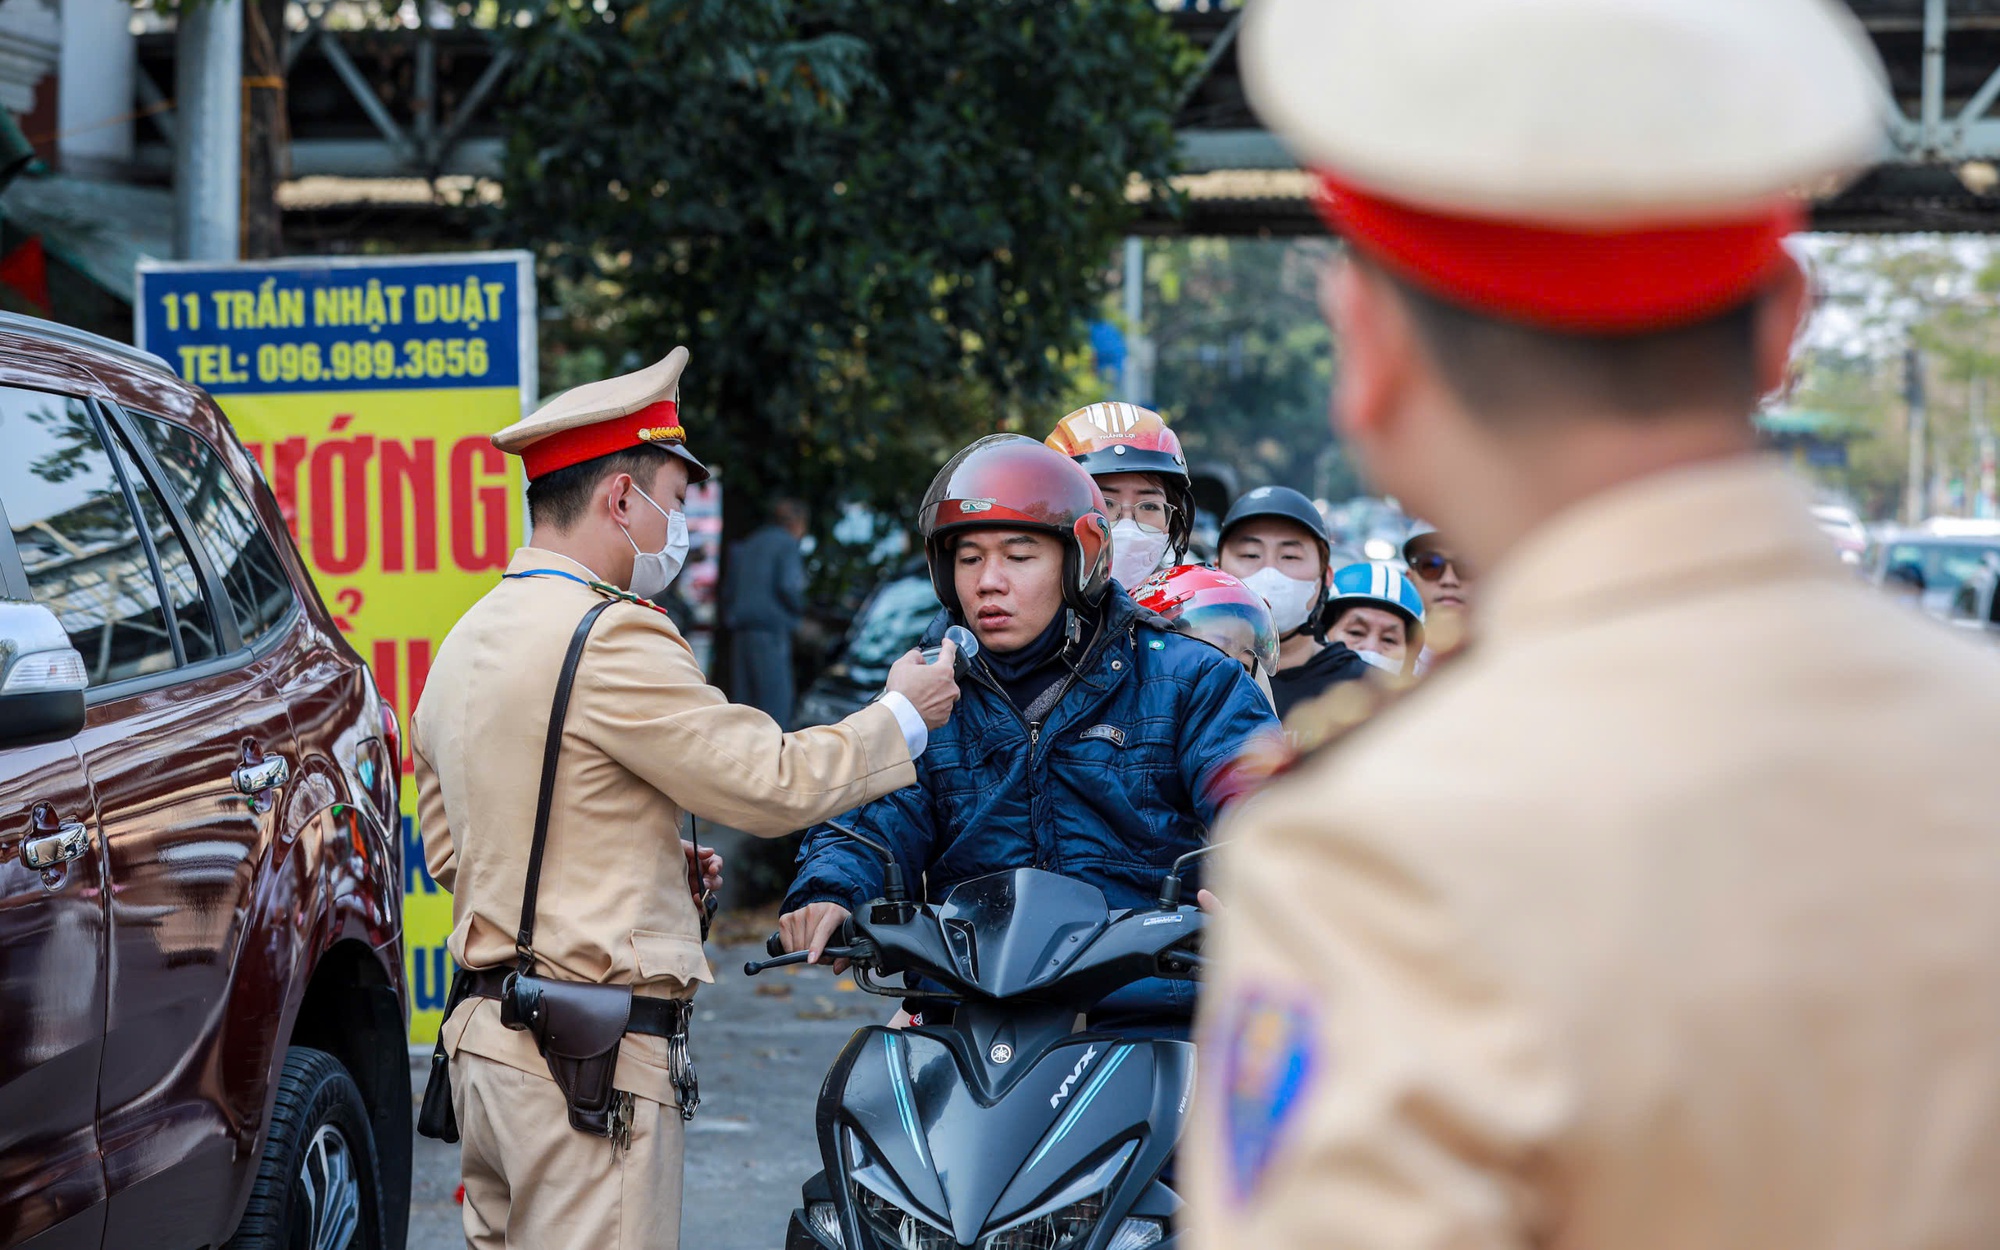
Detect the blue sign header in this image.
<box><xmin>136</xmin><ymin>255</ymin><xmax>529</xmax><ymax>395</ymax></box>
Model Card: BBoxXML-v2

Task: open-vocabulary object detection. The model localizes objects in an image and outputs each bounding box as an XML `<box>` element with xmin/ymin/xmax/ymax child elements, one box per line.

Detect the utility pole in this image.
<box><xmin>1122</xmin><ymin>237</ymin><xmax>1153</xmax><ymax>407</ymax></box>
<box><xmin>1903</xmin><ymin>344</ymin><xmax>1928</xmax><ymax>525</ymax></box>
<box><xmin>1977</xmin><ymin>375</ymin><xmax>1998</xmax><ymax>519</ymax></box>
<box><xmin>175</xmin><ymin>0</ymin><xmax>244</xmax><ymax>260</ymax></box>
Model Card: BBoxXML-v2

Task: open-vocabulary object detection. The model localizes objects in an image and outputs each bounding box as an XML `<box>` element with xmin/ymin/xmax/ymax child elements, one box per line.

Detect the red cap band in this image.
<box><xmin>519</xmin><ymin>400</ymin><xmax>683</xmax><ymax>481</ymax></box>
<box><xmin>1314</xmin><ymin>172</ymin><xmax>1802</xmax><ymax>333</ymax></box>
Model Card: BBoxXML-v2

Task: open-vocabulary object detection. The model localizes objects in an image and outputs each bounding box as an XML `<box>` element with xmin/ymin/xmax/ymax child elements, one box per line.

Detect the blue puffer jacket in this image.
<box><xmin>783</xmin><ymin>582</ymin><xmax>1281</xmax><ymax>1026</ymax></box>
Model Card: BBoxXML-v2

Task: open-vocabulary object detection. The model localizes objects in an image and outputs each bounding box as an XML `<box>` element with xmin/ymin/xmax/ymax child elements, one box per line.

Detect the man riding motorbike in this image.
<box><xmin>1216</xmin><ymin>485</ymin><xmax>1372</xmax><ymax>718</ymax></box>
<box><xmin>778</xmin><ymin>434</ymin><xmax>1280</xmax><ymax>1036</ymax></box>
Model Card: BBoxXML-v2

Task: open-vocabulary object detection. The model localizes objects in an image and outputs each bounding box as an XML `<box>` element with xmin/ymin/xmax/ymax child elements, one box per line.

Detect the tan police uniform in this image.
<box><xmin>1186</xmin><ymin>2</ymin><xmax>2000</xmax><ymax>1248</ymax></box>
<box><xmin>413</xmin><ymin>349</ymin><xmax>921</xmax><ymax>1250</ymax></box>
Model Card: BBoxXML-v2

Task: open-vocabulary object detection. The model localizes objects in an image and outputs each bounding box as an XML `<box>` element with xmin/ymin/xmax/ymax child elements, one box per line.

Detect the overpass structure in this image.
<box><xmin>114</xmin><ymin>0</ymin><xmax>2000</xmax><ymax>239</ymax></box>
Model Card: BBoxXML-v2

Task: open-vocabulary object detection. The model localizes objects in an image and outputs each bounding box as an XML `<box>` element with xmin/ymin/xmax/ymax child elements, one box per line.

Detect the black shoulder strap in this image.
<box><xmin>516</xmin><ymin>599</ymin><xmax>615</xmax><ymax>973</ymax></box>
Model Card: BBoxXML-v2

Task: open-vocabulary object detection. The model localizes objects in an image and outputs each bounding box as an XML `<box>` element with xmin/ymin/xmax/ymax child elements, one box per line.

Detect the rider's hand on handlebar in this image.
<box><xmin>886</xmin><ymin>642</ymin><xmax>960</xmax><ymax>730</ymax></box>
<box><xmin>778</xmin><ymin>902</ymin><xmax>854</xmax><ymax>972</ymax></box>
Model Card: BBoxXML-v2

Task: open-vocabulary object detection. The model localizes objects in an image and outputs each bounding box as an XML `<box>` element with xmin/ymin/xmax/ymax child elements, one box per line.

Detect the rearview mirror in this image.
<box><xmin>1</xmin><ymin>601</ymin><xmax>87</xmax><ymax>747</ymax></box>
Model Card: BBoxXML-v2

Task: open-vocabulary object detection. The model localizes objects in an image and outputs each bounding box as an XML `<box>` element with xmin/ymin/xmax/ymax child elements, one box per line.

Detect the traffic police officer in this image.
<box><xmin>1189</xmin><ymin>2</ymin><xmax>2000</xmax><ymax>1248</ymax></box>
<box><xmin>413</xmin><ymin>347</ymin><xmax>959</xmax><ymax>1250</ymax></box>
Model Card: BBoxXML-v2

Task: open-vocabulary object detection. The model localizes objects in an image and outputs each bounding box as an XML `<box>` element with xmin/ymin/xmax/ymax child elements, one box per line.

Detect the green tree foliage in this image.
<box><xmin>496</xmin><ymin>0</ymin><xmax>1192</xmax><ymax>525</ymax></box>
<box><xmin>1139</xmin><ymin>237</ymin><xmax>1357</xmax><ymax>501</ymax></box>
<box><xmin>1793</xmin><ymin>236</ymin><xmax>2000</xmax><ymax>520</ymax></box>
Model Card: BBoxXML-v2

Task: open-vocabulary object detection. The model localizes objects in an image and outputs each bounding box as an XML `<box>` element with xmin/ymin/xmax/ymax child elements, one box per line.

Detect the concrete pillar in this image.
<box><xmin>173</xmin><ymin>0</ymin><xmax>242</xmax><ymax>261</ymax></box>
<box><xmin>58</xmin><ymin>0</ymin><xmax>135</xmax><ymax>178</ymax></box>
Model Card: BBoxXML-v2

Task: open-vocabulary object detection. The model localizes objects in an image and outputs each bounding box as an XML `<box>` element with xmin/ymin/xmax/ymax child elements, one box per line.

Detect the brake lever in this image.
<box><xmin>744</xmin><ymin>942</ymin><xmax>873</xmax><ymax>977</ymax></box>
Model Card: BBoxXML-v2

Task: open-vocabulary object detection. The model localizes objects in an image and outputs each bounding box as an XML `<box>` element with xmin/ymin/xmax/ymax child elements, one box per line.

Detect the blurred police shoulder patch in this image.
<box><xmin>1216</xmin><ymin>987</ymin><xmax>1321</xmax><ymax>1203</ymax></box>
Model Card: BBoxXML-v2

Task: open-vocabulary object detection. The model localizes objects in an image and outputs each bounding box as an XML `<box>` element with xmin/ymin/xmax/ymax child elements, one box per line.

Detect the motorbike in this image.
<box><xmin>745</xmin><ymin>824</ymin><xmax>1210</xmax><ymax>1250</ymax></box>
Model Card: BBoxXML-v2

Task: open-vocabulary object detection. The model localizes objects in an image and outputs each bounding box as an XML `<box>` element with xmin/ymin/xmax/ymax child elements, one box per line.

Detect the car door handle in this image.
<box><xmin>25</xmin><ymin>821</ymin><xmax>89</xmax><ymax>870</ymax></box>
<box><xmin>234</xmin><ymin>754</ymin><xmax>291</xmax><ymax>795</ymax></box>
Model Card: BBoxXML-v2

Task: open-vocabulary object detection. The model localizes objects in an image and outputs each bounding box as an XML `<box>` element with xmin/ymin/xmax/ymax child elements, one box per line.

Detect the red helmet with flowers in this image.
<box><xmin>1132</xmin><ymin>564</ymin><xmax>1280</xmax><ymax>676</ymax></box>
<box><xmin>1045</xmin><ymin>403</ymin><xmax>1196</xmax><ymax>559</ymax></box>
<box><xmin>919</xmin><ymin>434</ymin><xmax>1112</xmax><ymax>616</ymax></box>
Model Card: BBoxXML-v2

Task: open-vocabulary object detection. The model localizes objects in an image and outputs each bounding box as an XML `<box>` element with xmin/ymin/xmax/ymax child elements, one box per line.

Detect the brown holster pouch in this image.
<box><xmin>501</xmin><ymin>971</ymin><xmax>635</xmax><ymax>1139</ymax></box>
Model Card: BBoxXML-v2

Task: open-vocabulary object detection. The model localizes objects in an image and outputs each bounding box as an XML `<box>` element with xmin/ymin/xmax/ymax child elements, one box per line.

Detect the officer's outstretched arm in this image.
<box><xmin>1184</xmin><ymin>794</ymin><xmax>1559</xmax><ymax>1250</ymax></box>
<box><xmin>580</xmin><ymin>610</ymin><xmax>918</xmax><ymax>836</ymax></box>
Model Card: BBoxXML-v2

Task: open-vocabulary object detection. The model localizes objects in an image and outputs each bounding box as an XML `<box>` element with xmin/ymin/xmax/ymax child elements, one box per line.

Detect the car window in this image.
<box><xmin>0</xmin><ymin>388</ymin><xmax>178</xmax><ymax>684</ymax></box>
<box><xmin>131</xmin><ymin>413</ymin><xmax>295</xmax><ymax>646</ymax></box>
<box><xmin>1883</xmin><ymin>541</ymin><xmax>2000</xmax><ymax>593</ymax></box>
<box><xmin>109</xmin><ymin>428</ymin><xmax>220</xmax><ymax>664</ymax></box>
<box><xmin>845</xmin><ymin>576</ymin><xmax>942</xmax><ymax>669</ymax></box>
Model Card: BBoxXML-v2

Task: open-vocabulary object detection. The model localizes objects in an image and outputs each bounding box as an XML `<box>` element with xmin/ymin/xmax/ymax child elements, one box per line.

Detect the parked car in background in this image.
<box><xmin>1870</xmin><ymin>526</ymin><xmax>2000</xmax><ymax>619</ymax></box>
<box><xmin>792</xmin><ymin>558</ymin><xmax>940</xmax><ymax>729</ymax></box>
<box><xmin>0</xmin><ymin>314</ymin><xmax>408</xmax><ymax>1250</ymax></box>
<box><xmin>1811</xmin><ymin>503</ymin><xmax>1869</xmax><ymax>566</ymax></box>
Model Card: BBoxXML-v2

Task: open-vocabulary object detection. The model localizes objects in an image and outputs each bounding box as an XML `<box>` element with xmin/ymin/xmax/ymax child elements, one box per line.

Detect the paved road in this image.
<box><xmin>406</xmin><ymin>932</ymin><xmax>888</xmax><ymax>1250</ymax></box>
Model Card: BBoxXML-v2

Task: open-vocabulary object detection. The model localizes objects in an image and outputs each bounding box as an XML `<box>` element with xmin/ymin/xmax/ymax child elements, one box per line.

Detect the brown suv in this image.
<box><xmin>0</xmin><ymin>313</ymin><xmax>408</xmax><ymax>1250</ymax></box>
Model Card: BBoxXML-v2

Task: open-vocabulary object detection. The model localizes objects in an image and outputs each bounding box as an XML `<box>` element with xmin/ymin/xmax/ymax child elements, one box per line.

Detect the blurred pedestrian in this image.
<box><xmin>1189</xmin><ymin>2</ymin><xmax>2000</xmax><ymax>1249</ymax></box>
<box><xmin>1046</xmin><ymin>402</ymin><xmax>1196</xmax><ymax>588</ymax></box>
<box><xmin>412</xmin><ymin>350</ymin><xmax>958</xmax><ymax>1250</ymax></box>
<box><xmin>721</xmin><ymin>497</ymin><xmax>809</xmax><ymax>726</ymax></box>
<box><xmin>1217</xmin><ymin>486</ymin><xmax>1370</xmax><ymax>718</ymax></box>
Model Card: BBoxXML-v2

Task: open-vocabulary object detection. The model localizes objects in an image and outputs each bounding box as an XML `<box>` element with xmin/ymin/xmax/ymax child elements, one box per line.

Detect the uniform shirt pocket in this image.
<box><xmin>629</xmin><ymin>928</ymin><xmax>714</xmax><ymax>988</ymax></box>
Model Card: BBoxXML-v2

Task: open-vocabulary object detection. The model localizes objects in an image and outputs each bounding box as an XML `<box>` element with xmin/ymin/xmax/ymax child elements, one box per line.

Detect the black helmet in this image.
<box><xmin>1219</xmin><ymin>486</ymin><xmax>1331</xmax><ymax>550</ymax></box>
<box><xmin>919</xmin><ymin>434</ymin><xmax>1113</xmax><ymax>616</ymax></box>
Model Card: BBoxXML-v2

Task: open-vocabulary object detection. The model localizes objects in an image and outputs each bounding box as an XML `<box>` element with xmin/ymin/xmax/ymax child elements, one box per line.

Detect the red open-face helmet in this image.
<box><xmin>1045</xmin><ymin>403</ymin><xmax>1196</xmax><ymax>559</ymax></box>
<box><xmin>1132</xmin><ymin>564</ymin><xmax>1280</xmax><ymax>675</ymax></box>
<box><xmin>919</xmin><ymin>434</ymin><xmax>1112</xmax><ymax>616</ymax></box>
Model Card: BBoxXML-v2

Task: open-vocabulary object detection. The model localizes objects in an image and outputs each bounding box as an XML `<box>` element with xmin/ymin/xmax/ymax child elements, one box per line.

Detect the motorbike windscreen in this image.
<box><xmin>935</xmin><ymin>869</ymin><xmax>1110</xmax><ymax>998</ymax></box>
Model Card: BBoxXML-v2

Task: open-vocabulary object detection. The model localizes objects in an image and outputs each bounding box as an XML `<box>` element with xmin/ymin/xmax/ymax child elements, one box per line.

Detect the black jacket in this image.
<box><xmin>1270</xmin><ymin>640</ymin><xmax>1372</xmax><ymax>719</ymax></box>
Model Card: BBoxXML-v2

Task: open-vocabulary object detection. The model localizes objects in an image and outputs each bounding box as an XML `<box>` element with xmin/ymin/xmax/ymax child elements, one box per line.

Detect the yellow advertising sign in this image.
<box><xmin>137</xmin><ymin>253</ymin><xmax>534</xmax><ymax>1043</ymax></box>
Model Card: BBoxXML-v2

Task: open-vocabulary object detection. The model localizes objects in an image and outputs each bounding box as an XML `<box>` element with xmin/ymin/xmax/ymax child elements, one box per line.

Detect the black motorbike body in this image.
<box><xmin>754</xmin><ymin>867</ymin><xmax>1206</xmax><ymax>1250</ymax></box>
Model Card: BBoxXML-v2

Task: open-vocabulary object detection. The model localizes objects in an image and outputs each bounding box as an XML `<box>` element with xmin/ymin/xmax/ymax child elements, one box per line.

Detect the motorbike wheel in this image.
<box><xmin>225</xmin><ymin>1046</ymin><xmax>385</xmax><ymax>1250</ymax></box>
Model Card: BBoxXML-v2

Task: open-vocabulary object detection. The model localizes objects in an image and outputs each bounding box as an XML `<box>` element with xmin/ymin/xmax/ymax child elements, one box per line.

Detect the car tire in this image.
<box><xmin>226</xmin><ymin>1046</ymin><xmax>385</xmax><ymax>1250</ymax></box>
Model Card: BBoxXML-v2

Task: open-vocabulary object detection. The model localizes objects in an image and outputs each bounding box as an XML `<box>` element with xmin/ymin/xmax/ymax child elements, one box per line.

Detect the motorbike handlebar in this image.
<box><xmin>744</xmin><ymin>943</ymin><xmax>873</xmax><ymax>977</ymax></box>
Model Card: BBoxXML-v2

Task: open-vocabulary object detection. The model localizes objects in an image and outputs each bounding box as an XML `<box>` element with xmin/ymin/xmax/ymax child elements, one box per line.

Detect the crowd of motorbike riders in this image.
<box><xmin>773</xmin><ymin>402</ymin><xmax>1477</xmax><ymax>1039</ymax></box>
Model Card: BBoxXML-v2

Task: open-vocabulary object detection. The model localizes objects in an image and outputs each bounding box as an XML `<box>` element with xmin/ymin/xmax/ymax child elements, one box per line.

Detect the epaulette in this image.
<box><xmin>587</xmin><ymin>580</ymin><xmax>673</xmax><ymax>617</ymax></box>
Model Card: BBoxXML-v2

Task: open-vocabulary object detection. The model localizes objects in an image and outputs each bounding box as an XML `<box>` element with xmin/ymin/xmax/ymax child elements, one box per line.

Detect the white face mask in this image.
<box><xmin>625</xmin><ymin>487</ymin><xmax>690</xmax><ymax>600</ymax></box>
<box><xmin>1241</xmin><ymin>565</ymin><xmax>1322</xmax><ymax>635</ymax></box>
<box><xmin>1108</xmin><ymin>517</ymin><xmax>1172</xmax><ymax>588</ymax></box>
<box><xmin>1355</xmin><ymin>649</ymin><xmax>1403</xmax><ymax>674</ymax></box>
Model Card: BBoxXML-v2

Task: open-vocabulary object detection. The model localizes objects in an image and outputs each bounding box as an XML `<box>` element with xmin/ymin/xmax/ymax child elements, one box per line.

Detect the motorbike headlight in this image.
<box><xmin>852</xmin><ymin>1182</ymin><xmax>952</xmax><ymax>1250</ymax></box>
<box><xmin>1105</xmin><ymin>1218</ymin><xmax>1165</xmax><ymax>1250</ymax></box>
<box><xmin>982</xmin><ymin>1195</ymin><xmax>1104</xmax><ymax>1250</ymax></box>
<box><xmin>805</xmin><ymin>1201</ymin><xmax>846</xmax><ymax>1248</ymax></box>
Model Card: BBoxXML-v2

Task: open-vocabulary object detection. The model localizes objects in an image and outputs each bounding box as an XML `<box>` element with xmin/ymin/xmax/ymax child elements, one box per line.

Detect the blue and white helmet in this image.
<box><xmin>1324</xmin><ymin>561</ymin><xmax>1426</xmax><ymax>655</ymax></box>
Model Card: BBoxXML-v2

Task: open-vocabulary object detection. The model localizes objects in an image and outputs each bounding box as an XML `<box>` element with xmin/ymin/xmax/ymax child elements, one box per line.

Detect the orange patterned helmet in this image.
<box><xmin>1045</xmin><ymin>403</ymin><xmax>1195</xmax><ymax>558</ymax></box>
<box><xmin>919</xmin><ymin>434</ymin><xmax>1112</xmax><ymax>615</ymax></box>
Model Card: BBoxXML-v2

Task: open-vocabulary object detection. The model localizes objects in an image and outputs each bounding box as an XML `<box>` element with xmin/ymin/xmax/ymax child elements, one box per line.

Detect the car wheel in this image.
<box><xmin>226</xmin><ymin>1046</ymin><xmax>384</xmax><ymax>1250</ymax></box>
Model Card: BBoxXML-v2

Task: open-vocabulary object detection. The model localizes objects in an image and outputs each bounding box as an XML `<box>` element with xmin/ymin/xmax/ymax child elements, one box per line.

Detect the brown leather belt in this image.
<box><xmin>463</xmin><ymin>968</ymin><xmax>692</xmax><ymax>1039</ymax></box>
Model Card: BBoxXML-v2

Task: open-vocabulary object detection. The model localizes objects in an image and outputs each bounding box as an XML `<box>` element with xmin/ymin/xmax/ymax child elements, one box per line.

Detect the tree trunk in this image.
<box><xmin>241</xmin><ymin>0</ymin><xmax>287</xmax><ymax>258</ymax></box>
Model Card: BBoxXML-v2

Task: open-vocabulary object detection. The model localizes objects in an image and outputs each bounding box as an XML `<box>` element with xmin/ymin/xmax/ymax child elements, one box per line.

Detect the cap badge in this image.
<box><xmin>958</xmin><ymin>500</ymin><xmax>994</xmax><ymax>514</ymax></box>
<box><xmin>637</xmin><ymin>424</ymin><xmax>686</xmax><ymax>444</ymax></box>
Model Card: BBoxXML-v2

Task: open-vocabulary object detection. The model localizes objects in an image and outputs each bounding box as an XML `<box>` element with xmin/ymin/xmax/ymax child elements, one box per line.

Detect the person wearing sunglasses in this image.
<box><xmin>1045</xmin><ymin>402</ymin><xmax>1196</xmax><ymax>589</ymax></box>
<box><xmin>1403</xmin><ymin>521</ymin><xmax>1475</xmax><ymax>665</ymax></box>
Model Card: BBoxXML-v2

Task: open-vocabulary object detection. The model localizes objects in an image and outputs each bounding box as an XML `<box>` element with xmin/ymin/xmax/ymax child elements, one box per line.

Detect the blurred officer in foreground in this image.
<box><xmin>412</xmin><ymin>348</ymin><xmax>958</xmax><ymax>1250</ymax></box>
<box><xmin>1189</xmin><ymin>2</ymin><xmax>2000</xmax><ymax>1248</ymax></box>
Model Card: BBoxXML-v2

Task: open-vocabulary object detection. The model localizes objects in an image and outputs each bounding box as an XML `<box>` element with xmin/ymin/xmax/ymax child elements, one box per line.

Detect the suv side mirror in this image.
<box><xmin>1</xmin><ymin>601</ymin><xmax>87</xmax><ymax>747</ymax></box>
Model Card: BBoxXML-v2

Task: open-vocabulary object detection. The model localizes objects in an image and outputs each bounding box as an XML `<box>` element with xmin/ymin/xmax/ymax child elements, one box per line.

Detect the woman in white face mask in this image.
<box><xmin>1045</xmin><ymin>403</ymin><xmax>1195</xmax><ymax>588</ymax></box>
<box><xmin>1216</xmin><ymin>486</ymin><xmax>1375</xmax><ymax>720</ymax></box>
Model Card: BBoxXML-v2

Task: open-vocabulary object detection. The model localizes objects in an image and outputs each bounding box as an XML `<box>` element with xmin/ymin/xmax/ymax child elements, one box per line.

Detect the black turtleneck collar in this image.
<box><xmin>980</xmin><ymin>608</ymin><xmax>1077</xmax><ymax>714</ymax></box>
